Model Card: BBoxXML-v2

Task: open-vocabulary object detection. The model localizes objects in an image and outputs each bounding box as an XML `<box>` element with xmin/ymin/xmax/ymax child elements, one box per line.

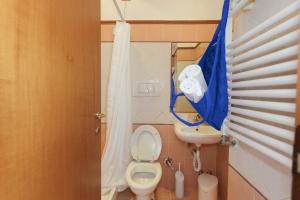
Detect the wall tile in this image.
<box><xmin>228</xmin><ymin>166</ymin><xmax>254</xmax><ymax>200</ymax></box>
<box><xmin>101</xmin><ymin>123</ymin><xmax>218</xmax><ymax>199</ymax></box>
<box><xmin>101</xmin><ymin>23</ymin><xmax>218</xmax><ymax>42</ymax></box>
<box><xmin>101</xmin><ymin>42</ymin><xmax>173</xmax><ymax>124</ymax></box>
<box><xmin>217</xmin><ymin>145</ymin><xmax>229</xmax><ymax>200</ymax></box>
<box><xmin>254</xmin><ymin>190</ymin><xmax>266</xmax><ymax>200</ymax></box>
<box><xmin>201</xmin><ymin>144</ymin><xmax>217</xmax><ymax>174</ymax></box>
<box><xmin>152</xmin><ymin>125</ymin><xmax>217</xmax><ymax>195</ymax></box>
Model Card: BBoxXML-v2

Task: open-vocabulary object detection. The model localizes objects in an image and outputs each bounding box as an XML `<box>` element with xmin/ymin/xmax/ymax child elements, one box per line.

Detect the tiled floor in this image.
<box><xmin>117</xmin><ymin>187</ymin><xmax>197</xmax><ymax>200</ymax></box>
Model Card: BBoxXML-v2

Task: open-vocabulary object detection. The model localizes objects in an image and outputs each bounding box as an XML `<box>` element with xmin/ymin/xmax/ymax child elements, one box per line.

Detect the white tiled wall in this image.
<box><xmin>101</xmin><ymin>42</ymin><xmax>173</xmax><ymax>124</ymax></box>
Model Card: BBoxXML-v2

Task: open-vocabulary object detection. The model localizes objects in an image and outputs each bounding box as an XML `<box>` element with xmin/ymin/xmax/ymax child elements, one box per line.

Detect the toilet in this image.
<box><xmin>125</xmin><ymin>125</ymin><xmax>162</xmax><ymax>200</ymax></box>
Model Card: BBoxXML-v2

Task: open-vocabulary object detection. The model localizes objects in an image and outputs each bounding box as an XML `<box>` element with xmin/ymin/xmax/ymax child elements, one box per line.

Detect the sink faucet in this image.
<box><xmin>194</xmin><ymin>114</ymin><xmax>201</xmax><ymax>122</ymax></box>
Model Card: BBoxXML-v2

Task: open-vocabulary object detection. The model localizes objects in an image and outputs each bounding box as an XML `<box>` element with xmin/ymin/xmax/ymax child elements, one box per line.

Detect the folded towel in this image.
<box><xmin>179</xmin><ymin>77</ymin><xmax>203</xmax><ymax>103</ymax></box>
<box><xmin>178</xmin><ymin>64</ymin><xmax>207</xmax><ymax>103</ymax></box>
<box><xmin>178</xmin><ymin>64</ymin><xmax>204</xmax><ymax>83</ymax></box>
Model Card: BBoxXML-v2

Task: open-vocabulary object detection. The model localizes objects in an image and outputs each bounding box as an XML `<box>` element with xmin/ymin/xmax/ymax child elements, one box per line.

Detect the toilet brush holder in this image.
<box><xmin>175</xmin><ymin>163</ymin><xmax>184</xmax><ymax>199</ymax></box>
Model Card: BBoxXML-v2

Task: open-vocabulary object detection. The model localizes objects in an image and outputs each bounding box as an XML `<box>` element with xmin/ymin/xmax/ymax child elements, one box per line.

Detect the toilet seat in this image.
<box><xmin>130</xmin><ymin>125</ymin><xmax>162</xmax><ymax>162</ymax></box>
<box><xmin>126</xmin><ymin>125</ymin><xmax>162</xmax><ymax>200</ymax></box>
<box><xmin>126</xmin><ymin>162</ymin><xmax>162</xmax><ymax>190</ymax></box>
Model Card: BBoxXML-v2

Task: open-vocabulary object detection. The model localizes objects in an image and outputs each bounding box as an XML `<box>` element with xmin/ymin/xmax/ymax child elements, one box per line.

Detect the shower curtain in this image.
<box><xmin>101</xmin><ymin>22</ymin><xmax>132</xmax><ymax>194</ymax></box>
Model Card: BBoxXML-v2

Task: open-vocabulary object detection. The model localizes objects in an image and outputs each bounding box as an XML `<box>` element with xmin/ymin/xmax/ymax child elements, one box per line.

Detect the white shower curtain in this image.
<box><xmin>101</xmin><ymin>22</ymin><xmax>132</xmax><ymax>193</ymax></box>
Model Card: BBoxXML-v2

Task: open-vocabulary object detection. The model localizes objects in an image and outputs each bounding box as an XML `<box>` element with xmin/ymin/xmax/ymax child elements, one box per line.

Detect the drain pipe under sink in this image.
<box><xmin>192</xmin><ymin>145</ymin><xmax>201</xmax><ymax>172</ymax></box>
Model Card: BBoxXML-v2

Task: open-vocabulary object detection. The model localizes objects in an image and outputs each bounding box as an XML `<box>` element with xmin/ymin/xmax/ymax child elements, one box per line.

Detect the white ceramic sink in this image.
<box><xmin>174</xmin><ymin>114</ymin><xmax>221</xmax><ymax>146</ymax></box>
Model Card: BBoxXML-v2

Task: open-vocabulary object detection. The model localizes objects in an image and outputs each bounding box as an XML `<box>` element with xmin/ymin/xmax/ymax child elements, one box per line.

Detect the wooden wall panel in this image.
<box><xmin>101</xmin><ymin>21</ymin><xmax>218</xmax><ymax>42</ymax></box>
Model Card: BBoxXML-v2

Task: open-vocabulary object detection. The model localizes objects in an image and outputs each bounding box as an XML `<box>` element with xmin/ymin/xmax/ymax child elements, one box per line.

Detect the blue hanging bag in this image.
<box><xmin>170</xmin><ymin>0</ymin><xmax>230</xmax><ymax>130</ymax></box>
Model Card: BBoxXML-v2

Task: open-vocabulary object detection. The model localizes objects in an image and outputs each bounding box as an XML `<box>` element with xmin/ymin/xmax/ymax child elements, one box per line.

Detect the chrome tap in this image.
<box><xmin>194</xmin><ymin>114</ymin><xmax>202</xmax><ymax>122</ymax></box>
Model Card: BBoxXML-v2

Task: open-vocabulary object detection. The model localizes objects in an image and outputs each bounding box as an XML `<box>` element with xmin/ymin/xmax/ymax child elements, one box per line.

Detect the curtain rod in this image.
<box><xmin>113</xmin><ymin>0</ymin><xmax>125</xmax><ymax>21</ymax></box>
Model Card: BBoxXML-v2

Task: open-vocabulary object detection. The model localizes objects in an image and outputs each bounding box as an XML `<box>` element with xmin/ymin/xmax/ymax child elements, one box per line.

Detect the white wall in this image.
<box><xmin>101</xmin><ymin>42</ymin><xmax>173</xmax><ymax>124</ymax></box>
<box><xmin>230</xmin><ymin>0</ymin><xmax>297</xmax><ymax>199</ymax></box>
<box><xmin>101</xmin><ymin>0</ymin><xmax>223</xmax><ymax>20</ymax></box>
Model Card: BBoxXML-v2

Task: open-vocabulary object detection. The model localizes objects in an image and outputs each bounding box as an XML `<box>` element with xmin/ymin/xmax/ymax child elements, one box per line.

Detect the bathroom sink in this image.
<box><xmin>174</xmin><ymin>114</ymin><xmax>221</xmax><ymax>146</ymax></box>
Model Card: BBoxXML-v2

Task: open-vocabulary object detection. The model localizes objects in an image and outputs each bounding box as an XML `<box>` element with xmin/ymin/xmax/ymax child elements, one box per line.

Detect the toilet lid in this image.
<box><xmin>130</xmin><ymin>125</ymin><xmax>162</xmax><ymax>161</ymax></box>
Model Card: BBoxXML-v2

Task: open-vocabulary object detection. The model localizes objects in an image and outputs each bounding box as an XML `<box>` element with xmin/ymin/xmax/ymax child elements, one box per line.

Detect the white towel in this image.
<box><xmin>178</xmin><ymin>64</ymin><xmax>203</xmax><ymax>83</ymax></box>
<box><xmin>179</xmin><ymin>77</ymin><xmax>203</xmax><ymax>103</ymax></box>
<box><xmin>178</xmin><ymin>64</ymin><xmax>207</xmax><ymax>103</ymax></box>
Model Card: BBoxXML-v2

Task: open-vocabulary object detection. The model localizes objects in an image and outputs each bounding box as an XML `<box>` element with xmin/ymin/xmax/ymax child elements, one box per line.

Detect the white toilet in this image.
<box><xmin>125</xmin><ymin>125</ymin><xmax>162</xmax><ymax>200</ymax></box>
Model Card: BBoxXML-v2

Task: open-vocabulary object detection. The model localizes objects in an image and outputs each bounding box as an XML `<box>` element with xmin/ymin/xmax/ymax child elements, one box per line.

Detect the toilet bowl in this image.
<box><xmin>125</xmin><ymin>125</ymin><xmax>162</xmax><ymax>200</ymax></box>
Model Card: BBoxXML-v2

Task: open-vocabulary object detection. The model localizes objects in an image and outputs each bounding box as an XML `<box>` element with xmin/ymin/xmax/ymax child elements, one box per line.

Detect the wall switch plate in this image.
<box><xmin>133</xmin><ymin>80</ymin><xmax>162</xmax><ymax>97</ymax></box>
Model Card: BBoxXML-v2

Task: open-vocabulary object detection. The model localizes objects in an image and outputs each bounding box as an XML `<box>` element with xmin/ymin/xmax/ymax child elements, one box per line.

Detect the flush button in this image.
<box><xmin>133</xmin><ymin>80</ymin><xmax>162</xmax><ymax>97</ymax></box>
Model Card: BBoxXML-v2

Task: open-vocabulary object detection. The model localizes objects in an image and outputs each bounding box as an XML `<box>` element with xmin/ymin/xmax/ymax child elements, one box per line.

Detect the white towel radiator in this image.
<box><xmin>225</xmin><ymin>0</ymin><xmax>300</xmax><ymax>169</ymax></box>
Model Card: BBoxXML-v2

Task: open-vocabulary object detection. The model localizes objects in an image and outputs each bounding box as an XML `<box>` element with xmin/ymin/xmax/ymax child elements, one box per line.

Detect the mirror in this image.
<box><xmin>171</xmin><ymin>42</ymin><xmax>209</xmax><ymax>113</ymax></box>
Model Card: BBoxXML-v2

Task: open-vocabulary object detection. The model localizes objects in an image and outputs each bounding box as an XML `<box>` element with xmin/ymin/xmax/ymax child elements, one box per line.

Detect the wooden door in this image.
<box><xmin>0</xmin><ymin>0</ymin><xmax>100</xmax><ymax>199</ymax></box>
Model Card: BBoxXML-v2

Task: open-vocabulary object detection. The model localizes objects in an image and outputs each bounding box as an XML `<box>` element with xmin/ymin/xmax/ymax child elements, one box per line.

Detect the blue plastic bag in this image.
<box><xmin>170</xmin><ymin>0</ymin><xmax>230</xmax><ymax>130</ymax></box>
